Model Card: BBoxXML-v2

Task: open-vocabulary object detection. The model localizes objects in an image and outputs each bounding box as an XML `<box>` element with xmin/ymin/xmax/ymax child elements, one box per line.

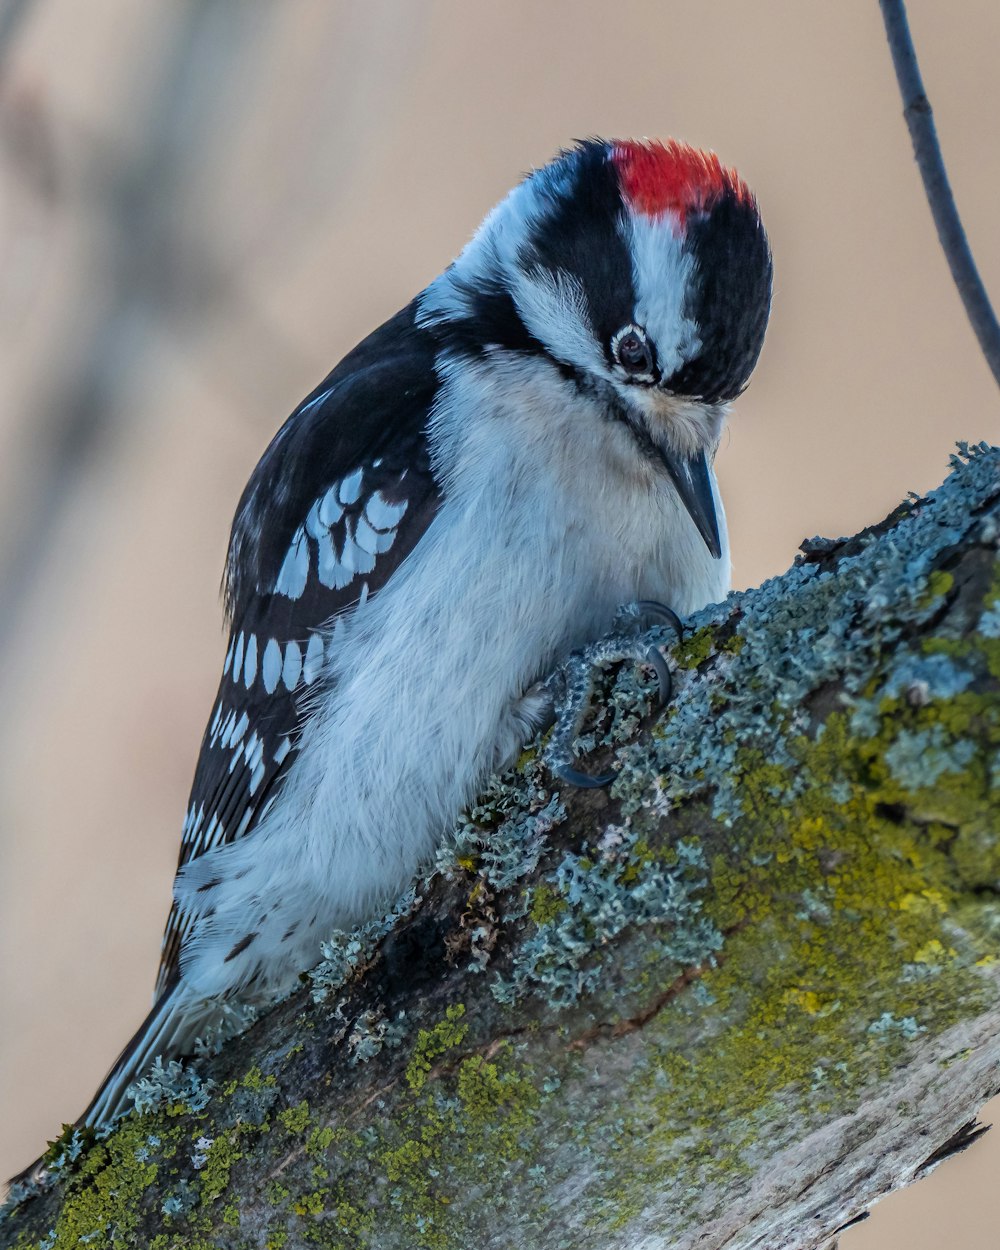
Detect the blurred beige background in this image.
<box><xmin>0</xmin><ymin>1</ymin><xmax>998</xmax><ymax>1241</ymax></box>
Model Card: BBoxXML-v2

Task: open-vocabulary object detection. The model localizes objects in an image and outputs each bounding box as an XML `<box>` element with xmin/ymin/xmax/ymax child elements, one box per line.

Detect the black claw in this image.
<box><xmin>645</xmin><ymin>645</ymin><xmax>672</xmax><ymax>708</ymax></box>
<box><xmin>554</xmin><ymin>762</ymin><xmax>617</xmax><ymax>789</ymax></box>
<box><xmin>634</xmin><ymin>600</ymin><xmax>684</xmax><ymax>640</ymax></box>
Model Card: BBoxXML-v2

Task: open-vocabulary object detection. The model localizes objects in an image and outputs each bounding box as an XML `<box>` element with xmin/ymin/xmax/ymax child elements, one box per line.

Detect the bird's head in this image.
<box><xmin>418</xmin><ymin>138</ymin><xmax>772</xmax><ymax>558</ymax></box>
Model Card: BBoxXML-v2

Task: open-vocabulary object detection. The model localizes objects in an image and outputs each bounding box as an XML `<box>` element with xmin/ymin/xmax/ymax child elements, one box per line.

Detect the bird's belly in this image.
<box><xmin>174</xmin><ymin>474</ymin><xmax>726</xmax><ymax>1000</ymax></box>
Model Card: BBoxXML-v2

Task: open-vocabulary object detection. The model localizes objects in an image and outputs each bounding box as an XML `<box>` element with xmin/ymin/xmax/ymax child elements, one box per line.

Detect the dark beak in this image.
<box><xmin>656</xmin><ymin>445</ymin><xmax>723</xmax><ymax>559</ymax></box>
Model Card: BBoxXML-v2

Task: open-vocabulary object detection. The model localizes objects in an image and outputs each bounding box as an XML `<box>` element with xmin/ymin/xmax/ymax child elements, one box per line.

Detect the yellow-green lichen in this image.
<box><xmin>278</xmin><ymin>1100</ymin><xmax>311</xmax><ymax>1135</ymax></box>
<box><xmin>405</xmin><ymin>1004</ymin><xmax>468</xmax><ymax>1093</ymax></box>
<box><xmin>29</xmin><ymin>1114</ymin><xmax>178</xmax><ymax>1248</ymax></box>
<box><xmin>672</xmin><ymin>626</ymin><xmax>715</xmax><ymax>669</ymax></box>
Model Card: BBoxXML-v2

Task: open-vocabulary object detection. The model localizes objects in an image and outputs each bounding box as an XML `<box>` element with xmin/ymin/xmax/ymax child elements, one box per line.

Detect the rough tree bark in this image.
<box><xmin>2</xmin><ymin>443</ymin><xmax>999</xmax><ymax>1250</ymax></box>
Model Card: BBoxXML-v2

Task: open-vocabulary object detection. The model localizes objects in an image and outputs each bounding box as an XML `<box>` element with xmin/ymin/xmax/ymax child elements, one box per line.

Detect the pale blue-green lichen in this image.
<box><xmin>309</xmin><ymin>887</ymin><xmax>419</xmax><ymax>1004</ymax></box>
<box><xmin>346</xmin><ymin>1008</ymin><xmax>408</xmax><ymax>1065</ymax></box>
<box><xmin>436</xmin><ymin>763</ymin><xmax>565</xmax><ymax>892</ymax></box>
<box><xmin>884</xmin><ymin>724</ymin><xmax>977</xmax><ymax>788</ymax></box>
<box><xmin>867</xmin><ymin>1012</ymin><xmax>925</xmax><ymax>1040</ymax></box>
<box><xmin>493</xmin><ymin>831</ymin><xmax>721</xmax><ymax>1009</ymax></box>
<box><xmin>127</xmin><ymin>1057</ymin><xmax>215</xmax><ymax>1116</ymax></box>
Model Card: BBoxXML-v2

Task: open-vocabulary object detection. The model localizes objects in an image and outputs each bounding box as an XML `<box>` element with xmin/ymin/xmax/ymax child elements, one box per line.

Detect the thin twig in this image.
<box><xmin>879</xmin><ymin>0</ymin><xmax>1000</xmax><ymax>390</ymax></box>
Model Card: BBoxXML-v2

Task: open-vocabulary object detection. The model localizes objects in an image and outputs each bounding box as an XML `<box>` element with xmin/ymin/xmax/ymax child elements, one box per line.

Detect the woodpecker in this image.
<box><xmin>83</xmin><ymin>138</ymin><xmax>771</xmax><ymax>1128</ymax></box>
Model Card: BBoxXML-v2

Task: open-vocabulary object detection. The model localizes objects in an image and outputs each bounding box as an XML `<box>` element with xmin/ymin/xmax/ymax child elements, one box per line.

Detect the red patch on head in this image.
<box><xmin>612</xmin><ymin>139</ymin><xmax>753</xmax><ymax>227</ymax></box>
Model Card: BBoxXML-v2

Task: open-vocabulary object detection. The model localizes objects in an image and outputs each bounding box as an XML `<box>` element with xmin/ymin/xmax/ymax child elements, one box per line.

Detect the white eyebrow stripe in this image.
<box><xmin>623</xmin><ymin>210</ymin><xmax>701</xmax><ymax>379</ymax></box>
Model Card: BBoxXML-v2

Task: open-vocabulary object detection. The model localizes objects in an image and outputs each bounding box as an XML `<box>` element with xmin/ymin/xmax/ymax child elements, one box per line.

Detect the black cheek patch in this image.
<box><xmin>666</xmin><ymin>190</ymin><xmax>772</xmax><ymax>403</ymax></box>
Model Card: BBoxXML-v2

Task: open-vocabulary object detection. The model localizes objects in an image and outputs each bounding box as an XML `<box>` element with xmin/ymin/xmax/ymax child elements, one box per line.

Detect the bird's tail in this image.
<box><xmin>8</xmin><ymin>982</ymin><xmax>210</xmax><ymax>1187</ymax></box>
<box><xmin>80</xmin><ymin>980</ymin><xmax>216</xmax><ymax>1130</ymax></box>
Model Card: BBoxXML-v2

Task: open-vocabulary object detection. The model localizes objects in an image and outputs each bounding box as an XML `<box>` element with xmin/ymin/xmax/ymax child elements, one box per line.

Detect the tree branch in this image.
<box><xmin>3</xmin><ymin>443</ymin><xmax>1000</xmax><ymax>1250</ymax></box>
<box><xmin>879</xmin><ymin>0</ymin><xmax>1000</xmax><ymax>388</ymax></box>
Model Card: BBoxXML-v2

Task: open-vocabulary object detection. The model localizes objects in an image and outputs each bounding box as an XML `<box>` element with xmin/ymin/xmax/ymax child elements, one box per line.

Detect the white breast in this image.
<box><xmin>175</xmin><ymin>354</ymin><xmax>729</xmax><ymax>1000</ymax></box>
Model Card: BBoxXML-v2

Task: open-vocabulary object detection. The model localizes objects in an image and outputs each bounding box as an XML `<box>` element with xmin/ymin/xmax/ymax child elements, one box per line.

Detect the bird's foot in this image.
<box><xmin>543</xmin><ymin>601</ymin><xmax>684</xmax><ymax>788</ymax></box>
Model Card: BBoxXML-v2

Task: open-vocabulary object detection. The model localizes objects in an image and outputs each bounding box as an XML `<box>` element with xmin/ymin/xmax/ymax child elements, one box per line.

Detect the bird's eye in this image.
<box><xmin>611</xmin><ymin>324</ymin><xmax>656</xmax><ymax>381</ymax></box>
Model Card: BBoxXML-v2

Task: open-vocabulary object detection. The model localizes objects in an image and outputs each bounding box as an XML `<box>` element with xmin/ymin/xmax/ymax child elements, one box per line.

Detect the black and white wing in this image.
<box><xmin>156</xmin><ymin>304</ymin><xmax>442</xmax><ymax>996</ymax></box>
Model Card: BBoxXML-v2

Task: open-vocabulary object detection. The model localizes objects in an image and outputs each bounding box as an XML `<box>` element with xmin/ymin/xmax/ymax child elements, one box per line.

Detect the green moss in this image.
<box><xmin>266</xmin><ymin>1181</ymin><xmax>291</xmax><ymax>1206</ymax></box>
<box><xmin>366</xmin><ymin>1020</ymin><xmax>544</xmax><ymax>1249</ymax></box>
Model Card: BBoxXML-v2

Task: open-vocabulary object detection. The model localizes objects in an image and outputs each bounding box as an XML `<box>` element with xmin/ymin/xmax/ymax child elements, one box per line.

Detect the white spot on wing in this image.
<box><xmin>249</xmin><ymin>761</ymin><xmax>266</xmax><ymax>794</ymax></box>
<box><xmin>282</xmin><ymin>640</ymin><xmax>302</xmax><ymax>690</ymax></box>
<box><xmin>374</xmin><ymin>527</ymin><xmax>397</xmax><ymax>554</ymax></box>
<box><xmin>231</xmin><ymin>711</ymin><xmax>249</xmax><ymax>746</ymax></box>
<box><xmin>275</xmin><ymin>529</ymin><xmax>309</xmax><ymax>600</ymax></box>
<box><xmin>303</xmin><ymin>632</ymin><xmax>324</xmax><ymax>683</ymax></box>
<box><xmin>222</xmin><ymin>640</ymin><xmax>234</xmax><ymax>677</ymax></box>
<box><xmin>185</xmin><ymin>805</ymin><xmax>205</xmax><ymax>847</ymax></box>
<box><xmin>217</xmin><ymin>709</ymin><xmax>237</xmax><ymax>749</ymax></box>
<box><xmin>232</xmin><ymin>633</ymin><xmax>245</xmax><ymax>680</ymax></box>
<box><xmin>317</xmin><ymin>530</ymin><xmax>354</xmax><ymax>590</ymax></box>
<box><xmin>340</xmin><ymin>531</ymin><xmax>376</xmax><ymax>578</ymax></box>
<box><xmin>337</xmin><ymin>467</ymin><xmax>364</xmax><ymax>505</ymax></box>
<box><xmin>354</xmin><ymin>513</ymin><xmax>381</xmax><ymax>556</ymax></box>
<box><xmin>365</xmin><ymin>491</ymin><xmax>408</xmax><ymax>531</ymax></box>
<box><xmin>274</xmin><ymin>736</ymin><xmax>292</xmax><ymax>765</ymax></box>
<box><xmin>204</xmin><ymin>813</ymin><xmax>225</xmax><ymax>849</ymax></box>
<box><xmin>304</xmin><ymin>500</ymin><xmax>325</xmax><ymax>541</ymax></box>
<box><xmin>244</xmin><ymin>735</ymin><xmax>264</xmax><ymax>779</ymax></box>
<box><xmin>262</xmin><ymin>639</ymin><xmax>282</xmax><ymax>693</ymax></box>
<box><xmin>243</xmin><ymin>634</ymin><xmax>258</xmax><ymax>688</ymax></box>
<box><xmin>318</xmin><ymin>485</ymin><xmax>344</xmax><ymax>527</ymax></box>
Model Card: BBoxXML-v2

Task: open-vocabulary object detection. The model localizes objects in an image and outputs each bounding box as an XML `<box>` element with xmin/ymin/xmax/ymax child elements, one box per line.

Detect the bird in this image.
<box><xmin>81</xmin><ymin>137</ymin><xmax>772</xmax><ymax>1130</ymax></box>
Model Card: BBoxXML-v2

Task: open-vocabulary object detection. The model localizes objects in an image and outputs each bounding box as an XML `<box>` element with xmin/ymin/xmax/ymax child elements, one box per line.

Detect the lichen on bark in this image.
<box><xmin>3</xmin><ymin>443</ymin><xmax>999</xmax><ymax>1250</ymax></box>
